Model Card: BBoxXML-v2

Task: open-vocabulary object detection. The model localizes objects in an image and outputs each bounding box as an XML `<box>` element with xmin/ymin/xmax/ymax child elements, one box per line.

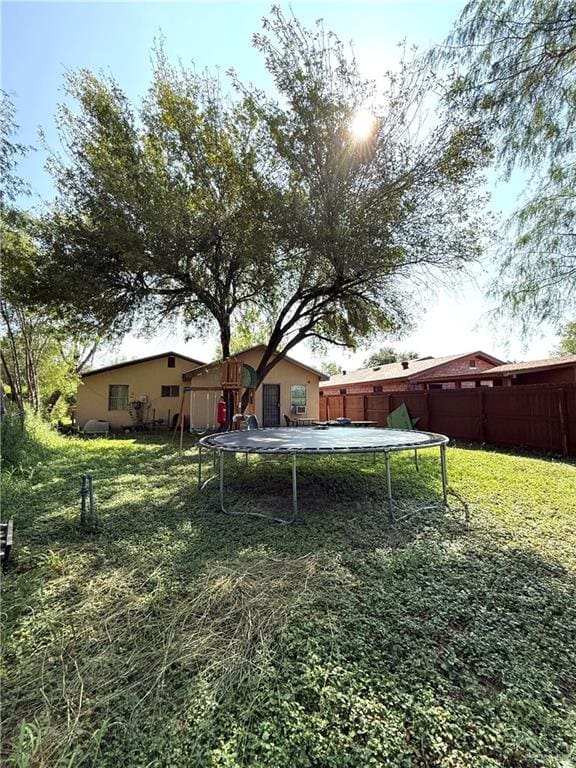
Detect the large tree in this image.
<box><xmin>234</xmin><ymin>9</ymin><xmax>492</xmax><ymax>394</ymax></box>
<box><xmin>432</xmin><ymin>0</ymin><xmax>576</xmax><ymax>332</ymax></box>
<box><xmin>36</xmin><ymin>53</ymin><xmax>277</xmax><ymax>356</ymax></box>
<box><xmin>37</xmin><ymin>9</ymin><xmax>492</xmax><ymax>397</ymax></box>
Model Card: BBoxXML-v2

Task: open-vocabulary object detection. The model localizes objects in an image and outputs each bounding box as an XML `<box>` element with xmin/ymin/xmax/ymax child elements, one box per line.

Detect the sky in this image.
<box><xmin>2</xmin><ymin>0</ymin><xmax>561</xmax><ymax>370</ymax></box>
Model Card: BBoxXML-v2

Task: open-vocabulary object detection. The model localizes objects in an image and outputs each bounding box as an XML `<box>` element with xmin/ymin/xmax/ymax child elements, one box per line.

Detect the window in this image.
<box><xmin>291</xmin><ymin>384</ymin><xmax>307</xmax><ymax>413</ymax></box>
<box><xmin>339</xmin><ymin>388</ymin><xmax>347</xmax><ymax>395</ymax></box>
<box><xmin>161</xmin><ymin>385</ymin><xmax>180</xmax><ymax>397</ymax></box>
<box><xmin>108</xmin><ymin>384</ymin><xmax>129</xmax><ymax>411</ymax></box>
<box><xmin>428</xmin><ymin>383</ymin><xmax>443</xmax><ymax>390</ymax></box>
<box><xmin>167</xmin><ymin>355</ymin><xmax>176</xmax><ymax>368</ymax></box>
<box><xmin>373</xmin><ymin>385</ymin><xmax>383</xmax><ymax>393</ymax></box>
<box><xmin>468</xmin><ymin>359</ymin><xmax>477</xmax><ymax>368</ymax></box>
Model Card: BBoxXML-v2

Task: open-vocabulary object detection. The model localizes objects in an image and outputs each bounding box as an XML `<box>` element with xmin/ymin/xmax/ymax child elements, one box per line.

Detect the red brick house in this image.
<box><xmin>320</xmin><ymin>351</ymin><xmax>505</xmax><ymax>395</ymax></box>
<box><xmin>416</xmin><ymin>354</ymin><xmax>576</xmax><ymax>388</ymax></box>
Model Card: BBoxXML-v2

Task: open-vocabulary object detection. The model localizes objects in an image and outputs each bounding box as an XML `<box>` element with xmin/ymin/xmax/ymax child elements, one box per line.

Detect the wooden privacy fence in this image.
<box><xmin>319</xmin><ymin>384</ymin><xmax>576</xmax><ymax>456</ymax></box>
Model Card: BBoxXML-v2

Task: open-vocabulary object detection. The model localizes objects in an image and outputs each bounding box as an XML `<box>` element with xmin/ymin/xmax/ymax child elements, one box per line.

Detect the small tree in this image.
<box><xmin>363</xmin><ymin>347</ymin><xmax>420</xmax><ymax>368</ymax></box>
<box><xmin>553</xmin><ymin>322</ymin><xmax>576</xmax><ymax>357</ymax></box>
<box><xmin>1</xmin><ymin>209</ymin><xmax>100</xmax><ymax>417</ymax></box>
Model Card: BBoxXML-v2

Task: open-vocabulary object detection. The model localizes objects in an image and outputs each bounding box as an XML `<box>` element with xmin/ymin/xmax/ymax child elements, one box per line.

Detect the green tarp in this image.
<box><xmin>386</xmin><ymin>402</ymin><xmax>420</xmax><ymax>430</ymax></box>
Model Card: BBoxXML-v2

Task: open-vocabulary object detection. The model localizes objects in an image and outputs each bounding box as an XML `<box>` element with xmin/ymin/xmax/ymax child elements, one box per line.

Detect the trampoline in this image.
<box><xmin>198</xmin><ymin>426</ymin><xmax>449</xmax><ymax>524</ymax></box>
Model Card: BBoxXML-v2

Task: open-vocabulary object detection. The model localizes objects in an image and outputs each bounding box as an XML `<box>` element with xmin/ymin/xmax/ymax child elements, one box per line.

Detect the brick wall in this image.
<box><xmin>320</xmin><ymin>379</ymin><xmax>408</xmax><ymax>395</ymax></box>
<box><xmin>411</xmin><ymin>355</ymin><xmax>496</xmax><ymax>385</ymax></box>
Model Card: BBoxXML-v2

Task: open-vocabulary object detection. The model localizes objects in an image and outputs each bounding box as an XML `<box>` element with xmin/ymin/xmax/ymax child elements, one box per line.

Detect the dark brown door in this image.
<box><xmin>262</xmin><ymin>384</ymin><xmax>280</xmax><ymax>427</ymax></box>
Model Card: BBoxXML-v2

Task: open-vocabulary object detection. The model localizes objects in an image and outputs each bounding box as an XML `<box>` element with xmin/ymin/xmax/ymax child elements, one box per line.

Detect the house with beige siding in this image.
<box><xmin>76</xmin><ymin>346</ymin><xmax>327</xmax><ymax>431</ymax></box>
<box><xmin>76</xmin><ymin>351</ymin><xmax>205</xmax><ymax>430</ymax></box>
<box><xmin>183</xmin><ymin>346</ymin><xmax>328</xmax><ymax>429</ymax></box>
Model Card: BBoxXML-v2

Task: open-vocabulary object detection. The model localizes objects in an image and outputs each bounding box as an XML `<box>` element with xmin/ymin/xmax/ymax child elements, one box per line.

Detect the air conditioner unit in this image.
<box><xmin>138</xmin><ymin>394</ymin><xmax>148</xmax><ymax>403</ymax></box>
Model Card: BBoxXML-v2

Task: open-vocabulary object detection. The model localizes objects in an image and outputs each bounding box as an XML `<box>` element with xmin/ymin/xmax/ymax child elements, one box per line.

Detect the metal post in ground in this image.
<box><xmin>80</xmin><ymin>474</ymin><xmax>88</xmax><ymax>528</ymax></box>
<box><xmin>384</xmin><ymin>452</ymin><xmax>393</xmax><ymax>523</ymax></box>
<box><xmin>292</xmin><ymin>454</ymin><xmax>298</xmax><ymax>520</ymax></box>
<box><xmin>440</xmin><ymin>443</ymin><xmax>448</xmax><ymax>507</ymax></box>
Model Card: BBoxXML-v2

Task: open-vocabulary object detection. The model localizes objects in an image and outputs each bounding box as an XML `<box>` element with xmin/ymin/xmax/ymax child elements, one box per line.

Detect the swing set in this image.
<box><xmin>174</xmin><ymin>360</ymin><xmax>257</xmax><ymax>449</ymax></box>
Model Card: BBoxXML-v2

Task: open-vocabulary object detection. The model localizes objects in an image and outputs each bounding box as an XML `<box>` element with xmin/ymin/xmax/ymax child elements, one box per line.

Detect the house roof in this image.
<box><xmin>477</xmin><ymin>354</ymin><xmax>576</xmax><ymax>376</ymax></box>
<box><xmin>81</xmin><ymin>351</ymin><xmax>206</xmax><ymax>378</ymax></box>
<box><xmin>182</xmin><ymin>344</ymin><xmax>329</xmax><ymax>381</ymax></box>
<box><xmin>323</xmin><ymin>351</ymin><xmax>505</xmax><ymax>387</ymax></box>
<box><xmin>416</xmin><ymin>353</ymin><xmax>576</xmax><ymax>381</ymax></box>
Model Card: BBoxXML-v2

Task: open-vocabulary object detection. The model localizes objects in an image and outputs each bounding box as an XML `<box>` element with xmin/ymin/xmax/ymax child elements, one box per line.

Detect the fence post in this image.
<box><xmin>363</xmin><ymin>395</ymin><xmax>367</xmax><ymax>421</ymax></box>
<box><xmin>558</xmin><ymin>387</ymin><xmax>569</xmax><ymax>456</ymax></box>
<box><xmin>423</xmin><ymin>391</ymin><xmax>429</xmax><ymax>431</ymax></box>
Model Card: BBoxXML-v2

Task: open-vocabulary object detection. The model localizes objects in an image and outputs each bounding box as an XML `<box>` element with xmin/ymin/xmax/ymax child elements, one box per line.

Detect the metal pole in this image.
<box><xmin>440</xmin><ymin>443</ymin><xmax>448</xmax><ymax>507</ymax></box>
<box><xmin>292</xmin><ymin>454</ymin><xmax>298</xmax><ymax>519</ymax></box>
<box><xmin>80</xmin><ymin>474</ymin><xmax>87</xmax><ymax>527</ymax></box>
<box><xmin>219</xmin><ymin>449</ymin><xmax>225</xmax><ymax>512</ymax></box>
<box><xmin>198</xmin><ymin>443</ymin><xmax>202</xmax><ymax>489</ymax></box>
<box><xmin>384</xmin><ymin>452</ymin><xmax>393</xmax><ymax>522</ymax></box>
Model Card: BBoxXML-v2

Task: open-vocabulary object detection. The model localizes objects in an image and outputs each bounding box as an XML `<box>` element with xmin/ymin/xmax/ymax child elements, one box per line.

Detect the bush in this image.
<box><xmin>1</xmin><ymin>404</ymin><xmax>60</xmax><ymax>470</ymax></box>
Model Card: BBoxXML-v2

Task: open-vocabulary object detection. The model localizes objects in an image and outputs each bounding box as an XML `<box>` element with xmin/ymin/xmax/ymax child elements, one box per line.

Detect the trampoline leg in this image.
<box><xmin>292</xmin><ymin>454</ymin><xmax>298</xmax><ymax>520</ymax></box>
<box><xmin>414</xmin><ymin>449</ymin><xmax>419</xmax><ymax>472</ymax></box>
<box><xmin>384</xmin><ymin>452</ymin><xmax>394</xmax><ymax>523</ymax></box>
<box><xmin>440</xmin><ymin>443</ymin><xmax>448</xmax><ymax>507</ymax></box>
<box><xmin>198</xmin><ymin>443</ymin><xmax>202</xmax><ymax>489</ymax></box>
<box><xmin>219</xmin><ymin>449</ymin><xmax>225</xmax><ymax>512</ymax></box>
<box><xmin>245</xmin><ymin>452</ymin><xmax>248</xmax><ymax>467</ymax></box>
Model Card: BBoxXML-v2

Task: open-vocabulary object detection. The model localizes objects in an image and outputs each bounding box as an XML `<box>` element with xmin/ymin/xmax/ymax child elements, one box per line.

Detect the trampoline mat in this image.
<box><xmin>199</xmin><ymin>426</ymin><xmax>448</xmax><ymax>454</ymax></box>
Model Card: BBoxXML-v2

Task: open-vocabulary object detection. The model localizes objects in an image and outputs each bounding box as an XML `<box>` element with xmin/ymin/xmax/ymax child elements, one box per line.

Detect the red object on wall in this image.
<box><xmin>217</xmin><ymin>399</ymin><xmax>227</xmax><ymax>425</ymax></box>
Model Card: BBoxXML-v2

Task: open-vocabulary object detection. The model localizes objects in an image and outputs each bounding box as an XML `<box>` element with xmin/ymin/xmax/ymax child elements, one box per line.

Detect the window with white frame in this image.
<box><xmin>108</xmin><ymin>384</ymin><xmax>129</xmax><ymax>411</ymax></box>
<box><xmin>290</xmin><ymin>384</ymin><xmax>307</xmax><ymax>414</ymax></box>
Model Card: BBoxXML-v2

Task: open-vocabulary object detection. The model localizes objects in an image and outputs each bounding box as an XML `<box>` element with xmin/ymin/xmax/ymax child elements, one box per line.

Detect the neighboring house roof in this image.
<box><xmin>324</xmin><ymin>351</ymin><xmax>505</xmax><ymax>387</ymax></box>
<box><xmin>478</xmin><ymin>354</ymin><xmax>576</xmax><ymax>376</ymax></box>
<box><xmin>81</xmin><ymin>351</ymin><xmax>206</xmax><ymax>378</ymax></box>
<box><xmin>415</xmin><ymin>353</ymin><xmax>576</xmax><ymax>381</ymax></box>
<box><xmin>182</xmin><ymin>344</ymin><xmax>329</xmax><ymax>381</ymax></box>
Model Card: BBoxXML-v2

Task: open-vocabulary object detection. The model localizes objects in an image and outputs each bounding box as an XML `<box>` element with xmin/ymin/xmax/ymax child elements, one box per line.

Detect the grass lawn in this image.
<box><xmin>2</xmin><ymin>427</ymin><xmax>576</xmax><ymax>767</ymax></box>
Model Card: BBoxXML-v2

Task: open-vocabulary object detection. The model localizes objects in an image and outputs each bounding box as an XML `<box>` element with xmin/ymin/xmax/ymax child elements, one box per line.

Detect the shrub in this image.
<box><xmin>1</xmin><ymin>404</ymin><xmax>60</xmax><ymax>470</ymax></box>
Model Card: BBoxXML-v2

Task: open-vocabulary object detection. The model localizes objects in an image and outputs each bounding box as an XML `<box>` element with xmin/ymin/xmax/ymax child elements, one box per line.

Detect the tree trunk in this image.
<box><xmin>219</xmin><ymin>321</ymin><xmax>231</xmax><ymax>360</ymax></box>
<box><xmin>45</xmin><ymin>389</ymin><xmax>63</xmax><ymax>415</ymax></box>
<box><xmin>0</xmin><ymin>348</ymin><xmax>24</xmax><ymax>413</ymax></box>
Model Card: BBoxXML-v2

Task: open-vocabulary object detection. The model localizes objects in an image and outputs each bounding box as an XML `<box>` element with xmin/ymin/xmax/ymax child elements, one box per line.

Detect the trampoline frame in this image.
<box><xmin>198</xmin><ymin>427</ymin><xmax>449</xmax><ymax>525</ymax></box>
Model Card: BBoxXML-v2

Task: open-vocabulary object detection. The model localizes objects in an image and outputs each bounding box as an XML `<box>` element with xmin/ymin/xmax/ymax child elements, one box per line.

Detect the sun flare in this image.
<box><xmin>350</xmin><ymin>109</ymin><xmax>376</xmax><ymax>140</ymax></box>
